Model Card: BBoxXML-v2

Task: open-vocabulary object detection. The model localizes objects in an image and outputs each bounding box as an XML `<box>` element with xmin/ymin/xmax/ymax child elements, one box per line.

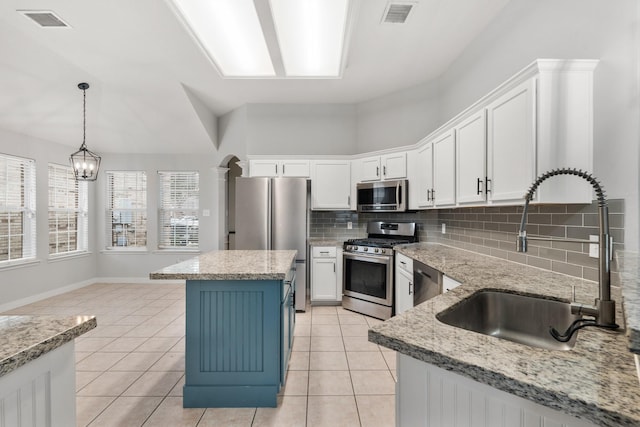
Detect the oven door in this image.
<box><xmin>343</xmin><ymin>252</ymin><xmax>393</xmax><ymax>306</ymax></box>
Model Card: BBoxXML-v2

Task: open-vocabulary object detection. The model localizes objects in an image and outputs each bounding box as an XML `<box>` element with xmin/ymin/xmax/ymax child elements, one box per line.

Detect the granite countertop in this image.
<box><xmin>150</xmin><ymin>250</ymin><xmax>297</xmax><ymax>280</ymax></box>
<box><xmin>369</xmin><ymin>242</ymin><xmax>640</xmax><ymax>427</ymax></box>
<box><xmin>0</xmin><ymin>315</ymin><xmax>96</xmax><ymax>377</ymax></box>
<box><xmin>308</xmin><ymin>238</ymin><xmax>344</xmax><ymax>247</ymax></box>
<box><xmin>616</xmin><ymin>251</ymin><xmax>640</xmax><ymax>353</ymax></box>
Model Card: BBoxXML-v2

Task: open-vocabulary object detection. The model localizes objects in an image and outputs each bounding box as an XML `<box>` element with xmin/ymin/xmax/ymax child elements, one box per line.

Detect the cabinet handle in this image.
<box><xmin>282</xmin><ymin>164</ymin><xmax>285</xmax><ymax>175</ymax></box>
<box><xmin>409</xmin><ymin>282</ymin><xmax>413</xmax><ymax>295</ymax></box>
<box><xmin>485</xmin><ymin>177</ymin><xmax>491</xmax><ymax>194</ymax></box>
<box><xmin>376</xmin><ymin>166</ymin><xmax>379</xmax><ymax>177</ymax></box>
<box><xmin>275</xmin><ymin>164</ymin><xmax>278</xmax><ymax>175</ymax></box>
<box><xmin>426</xmin><ymin>189</ymin><xmax>431</xmax><ymax>201</ymax></box>
<box><xmin>383</xmin><ymin>166</ymin><xmax>386</xmax><ymax>176</ymax></box>
<box><xmin>431</xmin><ymin>189</ymin><xmax>435</xmax><ymax>201</ymax></box>
<box><xmin>348</xmin><ymin>195</ymin><xmax>351</xmax><ymax>205</ymax></box>
<box><xmin>320</xmin><ymin>251</ymin><xmax>329</xmax><ymax>254</ymax></box>
<box><xmin>333</xmin><ymin>262</ymin><xmax>336</xmax><ymax>273</ymax></box>
<box><xmin>400</xmin><ymin>261</ymin><xmax>406</xmax><ymax>265</ymax></box>
<box><xmin>476</xmin><ymin>178</ymin><xmax>483</xmax><ymax>195</ymax></box>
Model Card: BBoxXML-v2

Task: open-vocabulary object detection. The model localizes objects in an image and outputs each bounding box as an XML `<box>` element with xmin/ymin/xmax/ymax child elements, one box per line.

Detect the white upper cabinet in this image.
<box><xmin>359</xmin><ymin>152</ymin><xmax>407</xmax><ymax>182</ymax></box>
<box><xmin>311</xmin><ymin>160</ymin><xmax>352</xmax><ymax>210</ymax></box>
<box><xmin>249</xmin><ymin>159</ymin><xmax>310</xmax><ymax>177</ymax></box>
<box><xmin>414</xmin><ymin>143</ymin><xmax>434</xmax><ymax>208</ymax></box>
<box><xmin>432</xmin><ymin>130</ymin><xmax>456</xmax><ymax>207</ymax></box>
<box><xmin>456</xmin><ymin>111</ymin><xmax>487</xmax><ymax>205</ymax></box>
<box><xmin>486</xmin><ymin>79</ymin><xmax>536</xmax><ymax>204</ymax></box>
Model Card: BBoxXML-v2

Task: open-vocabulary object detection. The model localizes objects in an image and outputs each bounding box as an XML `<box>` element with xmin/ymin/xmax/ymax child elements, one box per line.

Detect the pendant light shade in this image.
<box><xmin>70</xmin><ymin>82</ymin><xmax>101</xmax><ymax>181</ymax></box>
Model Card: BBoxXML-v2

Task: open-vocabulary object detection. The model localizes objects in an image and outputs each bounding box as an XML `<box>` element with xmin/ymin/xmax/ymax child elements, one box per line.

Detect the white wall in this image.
<box><xmin>0</xmin><ymin>129</ymin><xmax>97</xmax><ymax>309</ymax></box>
<box><xmin>436</xmin><ymin>0</ymin><xmax>640</xmax><ymax>250</ymax></box>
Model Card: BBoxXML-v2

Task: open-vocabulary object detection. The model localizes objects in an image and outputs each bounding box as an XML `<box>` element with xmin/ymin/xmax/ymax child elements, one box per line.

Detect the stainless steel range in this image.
<box><xmin>342</xmin><ymin>221</ymin><xmax>417</xmax><ymax>320</ymax></box>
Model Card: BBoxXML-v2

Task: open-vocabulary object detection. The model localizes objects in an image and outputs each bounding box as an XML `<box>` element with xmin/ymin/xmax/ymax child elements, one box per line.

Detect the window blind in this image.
<box><xmin>158</xmin><ymin>171</ymin><xmax>199</xmax><ymax>249</ymax></box>
<box><xmin>106</xmin><ymin>171</ymin><xmax>147</xmax><ymax>249</ymax></box>
<box><xmin>0</xmin><ymin>154</ymin><xmax>36</xmax><ymax>264</ymax></box>
<box><xmin>48</xmin><ymin>164</ymin><xmax>88</xmax><ymax>255</ymax></box>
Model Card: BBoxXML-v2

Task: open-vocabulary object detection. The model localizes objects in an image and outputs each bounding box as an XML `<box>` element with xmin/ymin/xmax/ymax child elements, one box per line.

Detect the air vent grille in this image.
<box><xmin>382</xmin><ymin>3</ymin><xmax>414</xmax><ymax>24</ymax></box>
<box><xmin>20</xmin><ymin>11</ymin><xmax>69</xmax><ymax>28</ymax></box>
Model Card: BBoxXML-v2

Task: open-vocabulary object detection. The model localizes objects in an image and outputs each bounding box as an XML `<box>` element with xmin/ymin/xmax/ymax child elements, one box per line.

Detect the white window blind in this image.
<box><xmin>158</xmin><ymin>171</ymin><xmax>199</xmax><ymax>249</ymax></box>
<box><xmin>48</xmin><ymin>164</ymin><xmax>88</xmax><ymax>255</ymax></box>
<box><xmin>106</xmin><ymin>171</ymin><xmax>147</xmax><ymax>249</ymax></box>
<box><xmin>0</xmin><ymin>154</ymin><xmax>36</xmax><ymax>264</ymax></box>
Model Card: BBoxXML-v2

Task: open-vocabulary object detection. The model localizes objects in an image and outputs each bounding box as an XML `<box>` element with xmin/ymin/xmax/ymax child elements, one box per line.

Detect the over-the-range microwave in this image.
<box><xmin>356</xmin><ymin>179</ymin><xmax>407</xmax><ymax>213</ymax></box>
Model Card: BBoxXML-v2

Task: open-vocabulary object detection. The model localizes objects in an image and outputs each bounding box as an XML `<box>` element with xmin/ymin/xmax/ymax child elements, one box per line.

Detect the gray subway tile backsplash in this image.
<box><xmin>309</xmin><ymin>198</ymin><xmax>625</xmax><ymax>282</ymax></box>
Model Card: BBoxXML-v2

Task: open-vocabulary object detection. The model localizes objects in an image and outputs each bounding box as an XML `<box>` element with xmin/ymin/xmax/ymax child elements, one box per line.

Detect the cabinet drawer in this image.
<box><xmin>312</xmin><ymin>246</ymin><xmax>337</xmax><ymax>258</ymax></box>
<box><xmin>396</xmin><ymin>253</ymin><xmax>413</xmax><ymax>274</ymax></box>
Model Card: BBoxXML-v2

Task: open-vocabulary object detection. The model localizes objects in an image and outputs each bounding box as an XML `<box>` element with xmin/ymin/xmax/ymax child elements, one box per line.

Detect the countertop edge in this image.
<box><xmin>0</xmin><ymin>316</ymin><xmax>97</xmax><ymax>378</ymax></box>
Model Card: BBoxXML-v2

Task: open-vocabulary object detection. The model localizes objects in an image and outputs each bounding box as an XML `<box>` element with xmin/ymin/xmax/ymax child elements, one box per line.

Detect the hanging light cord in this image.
<box><xmin>81</xmin><ymin>86</ymin><xmax>87</xmax><ymax>150</ymax></box>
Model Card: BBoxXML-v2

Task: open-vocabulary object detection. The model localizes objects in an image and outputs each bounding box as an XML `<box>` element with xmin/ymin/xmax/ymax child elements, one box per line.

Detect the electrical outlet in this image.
<box><xmin>589</xmin><ymin>235</ymin><xmax>599</xmax><ymax>258</ymax></box>
<box><xmin>441</xmin><ymin>223</ymin><xmax>446</xmax><ymax>234</ymax></box>
<box><xmin>347</xmin><ymin>221</ymin><xmax>353</xmax><ymax>230</ymax></box>
<box><xmin>202</xmin><ymin>209</ymin><xmax>210</xmax><ymax>217</ymax></box>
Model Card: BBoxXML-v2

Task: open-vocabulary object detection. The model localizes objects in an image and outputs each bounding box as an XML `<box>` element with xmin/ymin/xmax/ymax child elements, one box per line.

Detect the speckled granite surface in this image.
<box><xmin>0</xmin><ymin>315</ymin><xmax>96</xmax><ymax>377</ymax></box>
<box><xmin>615</xmin><ymin>251</ymin><xmax>640</xmax><ymax>354</ymax></box>
<box><xmin>150</xmin><ymin>250</ymin><xmax>297</xmax><ymax>280</ymax></box>
<box><xmin>369</xmin><ymin>243</ymin><xmax>639</xmax><ymax>427</ymax></box>
<box><xmin>308</xmin><ymin>239</ymin><xmax>343</xmax><ymax>247</ymax></box>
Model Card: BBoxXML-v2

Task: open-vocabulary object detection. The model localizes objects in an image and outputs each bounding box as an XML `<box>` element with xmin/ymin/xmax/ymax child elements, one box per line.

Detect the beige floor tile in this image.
<box><xmin>76</xmin><ymin>352</ymin><xmax>128</xmax><ymax>372</ymax></box>
<box><xmin>168</xmin><ymin>375</ymin><xmax>184</xmax><ymax>396</ymax></box>
<box><xmin>83</xmin><ymin>324</ymin><xmax>135</xmax><ymax>338</ymax></box>
<box><xmin>253</xmin><ymin>395</ymin><xmax>307</xmax><ymax>427</ymax></box>
<box><xmin>382</xmin><ymin>351</ymin><xmax>396</xmax><ymax>371</ymax></box>
<box><xmin>132</xmin><ymin>306</ymin><xmax>166</xmax><ymax>316</ymax></box>
<box><xmin>149</xmin><ymin>352</ymin><xmax>185</xmax><ymax>371</ymax></box>
<box><xmin>366</xmin><ymin>317</ymin><xmax>384</xmax><ymax>327</ymax></box>
<box><xmin>154</xmin><ymin>323</ymin><xmax>185</xmax><ymax>338</ymax></box>
<box><xmin>293</xmin><ymin>323</ymin><xmax>311</xmax><ymax>336</ymax></box>
<box><xmin>311</xmin><ymin>306</ymin><xmax>338</xmax><ymax>314</ymax></box>
<box><xmin>337</xmin><ymin>313</ymin><xmax>368</xmax><ymax>325</ymax></box>
<box><xmin>340</xmin><ymin>324</ymin><xmax>370</xmax><ymax>337</ymax></box>
<box><xmin>198</xmin><ymin>407</ymin><xmax>256</xmax><ymax>426</ymax></box>
<box><xmin>123</xmin><ymin>322</ymin><xmax>166</xmax><ymax>338</ymax></box>
<box><xmin>280</xmin><ymin>370</ymin><xmax>308</xmax><ymax>396</ymax></box>
<box><xmin>135</xmin><ymin>336</ymin><xmax>180</xmax><ymax>352</ymax></box>
<box><xmin>295</xmin><ymin>313</ymin><xmax>311</xmax><ymax>324</ymax></box>
<box><xmin>308</xmin><ymin>370</ymin><xmax>353</xmax><ymax>396</ymax></box>
<box><xmin>77</xmin><ymin>371</ymin><xmax>143</xmax><ymax>396</ymax></box>
<box><xmin>75</xmin><ymin>337</ymin><xmax>116</xmax><ymax>352</ymax></box>
<box><xmin>292</xmin><ymin>336</ymin><xmax>310</xmax><ymax>352</ymax></box>
<box><xmin>310</xmin><ymin>314</ymin><xmax>339</xmax><ymax>325</ymax></box>
<box><xmin>350</xmin><ymin>370</ymin><xmax>396</xmax><ymax>395</ymax></box>
<box><xmin>342</xmin><ymin>336</ymin><xmax>380</xmax><ymax>352</ymax></box>
<box><xmin>309</xmin><ymin>351</ymin><xmax>348</xmax><ymax>371</ymax></box>
<box><xmin>102</xmin><ymin>337</ymin><xmax>146</xmax><ymax>352</ymax></box>
<box><xmin>356</xmin><ymin>395</ymin><xmax>395</xmax><ymax>427</ymax></box>
<box><xmin>75</xmin><ymin>352</ymin><xmax>94</xmax><ymax>363</ymax></box>
<box><xmin>346</xmin><ymin>351</ymin><xmax>388</xmax><ymax>370</ymax></box>
<box><xmin>311</xmin><ymin>323</ymin><xmax>342</xmax><ymax>337</ymax></box>
<box><xmin>111</xmin><ymin>315</ymin><xmax>152</xmax><ymax>326</ymax></box>
<box><xmin>288</xmin><ymin>351</ymin><xmax>310</xmax><ymax>371</ymax></box>
<box><xmin>142</xmin><ymin>396</ymin><xmax>204</xmax><ymax>426</ymax></box>
<box><xmin>110</xmin><ymin>352</ymin><xmax>164</xmax><ymax>371</ymax></box>
<box><xmin>76</xmin><ymin>396</ymin><xmax>115</xmax><ymax>427</ymax></box>
<box><xmin>310</xmin><ymin>336</ymin><xmax>344</xmax><ymax>352</ymax></box>
<box><xmin>123</xmin><ymin>371</ymin><xmax>184</xmax><ymax>397</ymax></box>
<box><xmin>170</xmin><ymin>336</ymin><xmax>185</xmax><ymax>352</ymax></box>
<box><xmin>76</xmin><ymin>371</ymin><xmax>102</xmax><ymax>392</ymax></box>
<box><xmin>306</xmin><ymin>395</ymin><xmax>359</xmax><ymax>427</ymax></box>
<box><xmin>88</xmin><ymin>396</ymin><xmax>163</xmax><ymax>427</ymax></box>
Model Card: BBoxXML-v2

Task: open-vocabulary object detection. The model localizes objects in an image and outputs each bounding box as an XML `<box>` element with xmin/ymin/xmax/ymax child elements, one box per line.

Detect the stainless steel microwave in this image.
<box><xmin>357</xmin><ymin>179</ymin><xmax>407</xmax><ymax>212</ymax></box>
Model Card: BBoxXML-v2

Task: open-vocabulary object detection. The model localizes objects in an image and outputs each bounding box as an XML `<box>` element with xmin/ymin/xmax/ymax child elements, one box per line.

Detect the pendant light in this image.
<box><xmin>70</xmin><ymin>82</ymin><xmax>101</xmax><ymax>181</ymax></box>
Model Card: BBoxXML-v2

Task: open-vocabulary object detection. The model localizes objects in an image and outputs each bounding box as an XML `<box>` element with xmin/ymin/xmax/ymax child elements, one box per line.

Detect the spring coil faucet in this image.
<box><xmin>516</xmin><ymin>168</ymin><xmax>619</xmax><ymax>341</ymax></box>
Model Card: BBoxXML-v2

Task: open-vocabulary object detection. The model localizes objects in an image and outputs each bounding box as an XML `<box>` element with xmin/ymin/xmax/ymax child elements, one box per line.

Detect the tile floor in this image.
<box><xmin>4</xmin><ymin>283</ymin><xmax>397</xmax><ymax>426</ymax></box>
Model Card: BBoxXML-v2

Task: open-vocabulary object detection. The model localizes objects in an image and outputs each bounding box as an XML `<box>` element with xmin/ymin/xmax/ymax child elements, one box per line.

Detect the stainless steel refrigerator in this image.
<box><xmin>235</xmin><ymin>177</ymin><xmax>308</xmax><ymax>311</ymax></box>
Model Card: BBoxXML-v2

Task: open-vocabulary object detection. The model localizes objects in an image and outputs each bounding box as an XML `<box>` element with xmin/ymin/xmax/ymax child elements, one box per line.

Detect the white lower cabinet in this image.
<box><xmin>311</xmin><ymin>246</ymin><xmax>342</xmax><ymax>303</ymax></box>
<box><xmin>395</xmin><ymin>253</ymin><xmax>414</xmax><ymax>315</ymax></box>
<box><xmin>396</xmin><ymin>353</ymin><xmax>598</xmax><ymax>427</ymax></box>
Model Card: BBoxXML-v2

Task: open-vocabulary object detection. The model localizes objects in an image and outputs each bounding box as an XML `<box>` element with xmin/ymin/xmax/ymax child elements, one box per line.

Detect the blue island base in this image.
<box><xmin>183</xmin><ymin>384</ymin><xmax>278</xmax><ymax>408</ymax></box>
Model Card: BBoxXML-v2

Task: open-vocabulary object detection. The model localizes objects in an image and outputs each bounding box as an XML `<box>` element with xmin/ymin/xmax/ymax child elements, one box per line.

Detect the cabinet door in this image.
<box><xmin>416</xmin><ymin>144</ymin><xmax>433</xmax><ymax>208</ymax></box>
<box><xmin>382</xmin><ymin>152</ymin><xmax>407</xmax><ymax>180</ymax></box>
<box><xmin>360</xmin><ymin>157</ymin><xmax>381</xmax><ymax>182</ymax></box>
<box><xmin>456</xmin><ymin>111</ymin><xmax>487</xmax><ymax>205</ymax></box>
<box><xmin>433</xmin><ymin>130</ymin><xmax>456</xmax><ymax>207</ymax></box>
<box><xmin>250</xmin><ymin>160</ymin><xmax>279</xmax><ymax>177</ymax></box>
<box><xmin>487</xmin><ymin>79</ymin><xmax>536</xmax><ymax>203</ymax></box>
<box><xmin>311</xmin><ymin>161</ymin><xmax>351</xmax><ymax>210</ymax></box>
<box><xmin>281</xmin><ymin>160</ymin><xmax>310</xmax><ymax>178</ymax></box>
<box><xmin>311</xmin><ymin>258</ymin><xmax>337</xmax><ymax>301</ymax></box>
<box><xmin>442</xmin><ymin>275</ymin><xmax>461</xmax><ymax>293</ymax></box>
<box><xmin>395</xmin><ymin>269</ymin><xmax>413</xmax><ymax>315</ymax></box>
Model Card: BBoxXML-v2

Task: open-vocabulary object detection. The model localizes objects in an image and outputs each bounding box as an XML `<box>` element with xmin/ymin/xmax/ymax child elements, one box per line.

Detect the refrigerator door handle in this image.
<box><xmin>267</xmin><ymin>181</ymin><xmax>273</xmax><ymax>248</ymax></box>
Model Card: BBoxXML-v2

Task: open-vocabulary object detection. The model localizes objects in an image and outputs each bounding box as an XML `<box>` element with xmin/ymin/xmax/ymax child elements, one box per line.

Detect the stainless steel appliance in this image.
<box><xmin>413</xmin><ymin>260</ymin><xmax>442</xmax><ymax>306</ymax></box>
<box><xmin>356</xmin><ymin>179</ymin><xmax>408</xmax><ymax>213</ymax></box>
<box><xmin>235</xmin><ymin>177</ymin><xmax>308</xmax><ymax>311</ymax></box>
<box><xmin>342</xmin><ymin>221</ymin><xmax>417</xmax><ymax>319</ymax></box>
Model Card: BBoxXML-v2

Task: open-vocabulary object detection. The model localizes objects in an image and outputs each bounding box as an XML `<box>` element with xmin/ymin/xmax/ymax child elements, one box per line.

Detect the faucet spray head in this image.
<box><xmin>516</xmin><ymin>231</ymin><xmax>527</xmax><ymax>253</ymax></box>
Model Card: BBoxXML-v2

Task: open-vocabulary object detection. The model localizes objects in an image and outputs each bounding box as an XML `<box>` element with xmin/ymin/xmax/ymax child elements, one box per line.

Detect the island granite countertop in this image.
<box><xmin>369</xmin><ymin>242</ymin><xmax>640</xmax><ymax>427</ymax></box>
<box><xmin>150</xmin><ymin>250</ymin><xmax>297</xmax><ymax>281</ymax></box>
<box><xmin>0</xmin><ymin>315</ymin><xmax>96</xmax><ymax>377</ymax></box>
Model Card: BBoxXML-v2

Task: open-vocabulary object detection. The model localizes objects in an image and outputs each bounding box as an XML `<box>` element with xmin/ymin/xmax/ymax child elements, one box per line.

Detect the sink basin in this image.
<box><xmin>436</xmin><ymin>289</ymin><xmax>581</xmax><ymax>351</ymax></box>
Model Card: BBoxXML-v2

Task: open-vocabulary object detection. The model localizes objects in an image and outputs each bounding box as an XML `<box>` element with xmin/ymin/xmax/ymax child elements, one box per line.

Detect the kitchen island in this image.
<box><xmin>0</xmin><ymin>314</ymin><xmax>96</xmax><ymax>426</ymax></box>
<box><xmin>150</xmin><ymin>250</ymin><xmax>297</xmax><ymax>408</ymax></box>
<box><xmin>369</xmin><ymin>243</ymin><xmax>640</xmax><ymax>427</ymax></box>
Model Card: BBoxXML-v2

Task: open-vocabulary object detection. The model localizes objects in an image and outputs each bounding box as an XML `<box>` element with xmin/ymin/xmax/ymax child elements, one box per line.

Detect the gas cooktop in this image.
<box><xmin>344</xmin><ymin>237</ymin><xmax>413</xmax><ymax>248</ymax></box>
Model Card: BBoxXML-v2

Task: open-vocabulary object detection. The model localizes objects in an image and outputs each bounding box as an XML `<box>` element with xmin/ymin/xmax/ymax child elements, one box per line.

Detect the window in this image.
<box><xmin>158</xmin><ymin>171</ymin><xmax>199</xmax><ymax>249</ymax></box>
<box><xmin>0</xmin><ymin>154</ymin><xmax>36</xmax><ymax>264</ymax></box>
<box><xmin>48</xmin><ymin>164</ymin><xmax>88</xmax><ymax>255</ymax></box>
<box><xmin>106</xmin><ymin>171</ymin><xmax>147</xmax><ymax>249</ymax></box>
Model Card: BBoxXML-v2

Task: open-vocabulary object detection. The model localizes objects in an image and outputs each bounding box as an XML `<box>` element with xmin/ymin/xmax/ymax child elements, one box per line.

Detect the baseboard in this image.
<box><xmin>0</xmin><ymin>277</ymin><xmax>184</xmax><ymax>313</ymax></box>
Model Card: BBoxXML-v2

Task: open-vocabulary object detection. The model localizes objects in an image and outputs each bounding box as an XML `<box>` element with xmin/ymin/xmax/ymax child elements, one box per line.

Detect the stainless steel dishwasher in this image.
<box><xmin>413</xmin><ymin>260</ymin><xmax>442</xmax><ymax>305</ymax></box>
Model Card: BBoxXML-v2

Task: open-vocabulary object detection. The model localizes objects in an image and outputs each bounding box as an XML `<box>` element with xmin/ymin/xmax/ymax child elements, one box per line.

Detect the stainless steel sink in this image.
<box><xmin>436</xmin><ymin>289</ymin><xmax>581</xmax><ymax>351</ymax></box>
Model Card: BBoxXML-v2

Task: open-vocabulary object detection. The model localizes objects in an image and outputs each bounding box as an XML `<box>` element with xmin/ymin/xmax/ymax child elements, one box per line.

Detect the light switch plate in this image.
<box><xmin>441</xmin><ymin>223</ymin><xmax>446</xmax><ymax>234</ymax></box>
<box><xmin>202</xmin><ymin>209</ymin><xmax>210</xmax><ymax>217</ymax></box>
<box><xmin>347</xmin><ymin>221</ymin><xmax>353</xmax><ymax>229</ymax></box>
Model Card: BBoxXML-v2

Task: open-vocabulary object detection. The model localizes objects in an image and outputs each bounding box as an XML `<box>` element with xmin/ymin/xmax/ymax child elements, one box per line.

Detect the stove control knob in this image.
<box><xmin>374</xmin><ymin>248</ymin><xmax>379</xmax><ymax>253</ymax></box>
<box><xmin>363</xmin><ymin>247</ymin><xmax>368</xmax><ymax>252</ymax></box>
<box><xmin>380</xmin><ymin>249</ymin><xmax>386</xmax><ymax>254</ymax></box>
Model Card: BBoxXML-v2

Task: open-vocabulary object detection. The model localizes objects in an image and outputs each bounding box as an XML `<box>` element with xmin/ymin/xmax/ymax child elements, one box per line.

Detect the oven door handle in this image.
<box><xmin>343</xmin><ymin>252</ymin><xmax>393</xmax><ymax>264</ymax></box>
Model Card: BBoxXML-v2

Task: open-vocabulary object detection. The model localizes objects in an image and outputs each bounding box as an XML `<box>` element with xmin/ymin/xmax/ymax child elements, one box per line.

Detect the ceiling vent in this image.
<box><xmin>382</xmin><ymin>2</ymin><xmax>415</xmax><ymax>24</ymax></box>
<box><xmin>19</xmin><ymin>10</ymin><xmax>70</xmax><ymax>28</ymax></box>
